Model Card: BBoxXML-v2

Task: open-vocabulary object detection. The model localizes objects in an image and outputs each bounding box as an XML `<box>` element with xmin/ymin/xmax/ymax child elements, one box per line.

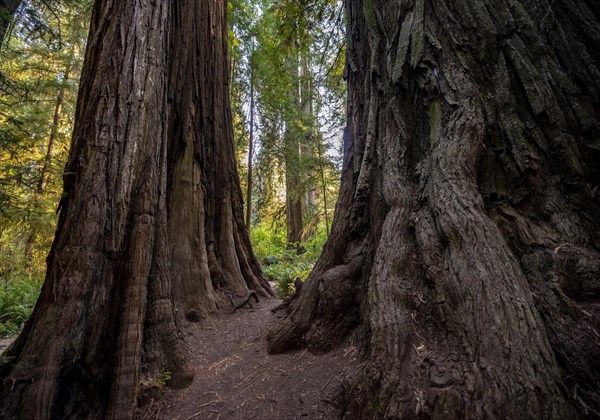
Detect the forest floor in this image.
<box><xmin>139</xmin><ymin>291</ymin><xmax>360</xmax><ymax>420</ymax></box>
<box><xmin>0</xmin><ymin>339</ymin><xmax>12</xmax><ymax>353</ymax></box>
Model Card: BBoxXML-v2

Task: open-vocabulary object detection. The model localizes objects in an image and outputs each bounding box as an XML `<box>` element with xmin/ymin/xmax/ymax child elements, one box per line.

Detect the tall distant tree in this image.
<box><xmin>284</xmin><ymin>48</ymin><xmax>305</xmax><ymax>247</ymax></box>
<box><xmin>0</xmin><ymin>0</ymin><xmax>270</xmax><ymax>418</ymax></box>
<box><xmin>246</xmin><ymin>62</ymin><xmax>255</xmax><ymax>228</ymax></box>
<box><xmin>248</xmin><ymin>0</ymin><xmax>344</xmax><ymax>245</ymax></box>
<box><xmin>269</xmin><ymin>0</ymin><xmax>600</xmax><ymax>418</ymax></box>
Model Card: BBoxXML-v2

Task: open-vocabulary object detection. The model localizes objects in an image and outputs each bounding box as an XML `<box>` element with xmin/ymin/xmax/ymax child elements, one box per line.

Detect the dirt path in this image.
<box><xmin>143</xmin><ymin>297</ymin><xmax>359</xmax><ymax>420</ymax></box>
<box><xmin>0</xmin><ymin>338</ymin><xmax>13</xmax><ymax>353</ymax></box>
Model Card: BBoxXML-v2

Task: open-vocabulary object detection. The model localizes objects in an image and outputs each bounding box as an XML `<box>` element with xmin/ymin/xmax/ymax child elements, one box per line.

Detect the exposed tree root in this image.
<box><xmin>229</xmin><ymin>290</ymin><xmax>259</xmax><ymax>313</ymax></box>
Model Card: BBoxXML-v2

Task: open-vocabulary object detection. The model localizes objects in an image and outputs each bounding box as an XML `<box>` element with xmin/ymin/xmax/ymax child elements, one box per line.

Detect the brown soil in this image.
<box><xmin>0</xmin><ymin>339</ymin><xmax>13</xmax><ymax>353</ymax></box>
<box><xmin>139</xmin><ymin>296</ymin><xmax>360</xmax><ymax>420</ymax></box>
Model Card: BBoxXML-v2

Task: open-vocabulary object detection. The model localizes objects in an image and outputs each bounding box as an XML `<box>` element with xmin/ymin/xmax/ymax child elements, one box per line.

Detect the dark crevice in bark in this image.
<box><xmin>269</xmin><ymin>0</ymin><xmax>600</xmax><ymax>418</ymax></box>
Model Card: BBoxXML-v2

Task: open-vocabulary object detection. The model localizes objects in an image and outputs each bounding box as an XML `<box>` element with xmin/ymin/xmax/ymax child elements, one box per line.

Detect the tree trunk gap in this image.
<box><xmin>0</xmin><ymin>0</ymin><xmax>20</xmax><ymax>48</ymax></box>
<box><xmin>268</xmin><ymin>0</ymin><xmax>600</xmax><ymax>419</ymax></box>
<box><xmin>0</xmin><ymin>1</ymin><xmax>272</xmax><ymax>419</ymax></box>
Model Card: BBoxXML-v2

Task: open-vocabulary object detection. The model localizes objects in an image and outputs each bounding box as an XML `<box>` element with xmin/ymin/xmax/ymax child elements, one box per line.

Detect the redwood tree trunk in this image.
<box><xmin>0</xmin><ymin>0</ymin><xmax>270</xmax><ymax>418</ymax></box>
<box><xmin>166</xmin><ymin>0</ymin><xmax>272</xmax><ymax>322</ymax></box>
<box><xmin>285</xmin><ymin>127</ymin><xmax>304</xmax><ymax>247</ymax></box>
<box><xmin>284</xmin><ymin>50</ymin><xmax>305</xmax><ymax>248</ymax></box>
<box><xmin>268</xmin><ymin>0</ymin><xmax>600</xmax><ymax>418</ymax></box>
<box><xmin>0</xmin><ymin>2</ymin><xmax>185</xmax><ymax>418</ymax></box>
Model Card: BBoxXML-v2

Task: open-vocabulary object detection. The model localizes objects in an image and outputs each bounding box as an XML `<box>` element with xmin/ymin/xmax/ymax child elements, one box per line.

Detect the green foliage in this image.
<box><xmin>229</xmin><ymin>0</ymin><xmax>344</xmax><ymax>237</ymax></box>
<box><xmin>0</xmin><ymin>264</ymin><xmax>43</xmax><ymax>338</ymax></box>
<box><xmin>1</xmin><ymin>4</ymin><xmax>87</xmax><ymax>251</ymax></box>
<box><xmin>141</xmin><ymin>371</ymin><xmax>173</xmax><ymax>388</ymax></box>
<box><xmin>0</xmin><ymin>0</ymin><xmax>91</xmax><ymax>338</ymax></box>
<box><xmin>251</xmin><ymin>222</ymin><xmax>328</xmax><ymax>297</ymax></box>
<box><xmin>160</xmin><ymin>371</ymin><xmax>172</xmax><ymax>384</ymax></box>
<box><xmin>228</xmin><ymin>1</ymin><xmax>345</xmax><ymax>293</ymax></box>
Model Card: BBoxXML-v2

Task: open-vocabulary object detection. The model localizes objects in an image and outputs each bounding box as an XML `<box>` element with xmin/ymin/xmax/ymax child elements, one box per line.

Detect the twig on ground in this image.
<box><xmin>234</xmin><ymin>371</ymin><xmax>259</xmax><ymax>389</ymax></box>
<box><xmin>231</xmin><ymin>399</ymin><xmax>249</xmax><ymax>412</ymax></box>
<box><xmin>319</xmin><ymin>374</ymin><xmax>335</xmax><ymax>392</ymax></box>
<box><xmin>185</xmin><ymin>400</ymin><xmax>224</xmax><ymax>419</ymax></box>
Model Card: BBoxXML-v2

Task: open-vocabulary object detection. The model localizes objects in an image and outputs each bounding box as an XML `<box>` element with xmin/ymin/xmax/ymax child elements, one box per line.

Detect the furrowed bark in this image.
<box><xmin>284</xmin><ymin>49</ymin><xmax>305</xmax><ymax>249</ymax></box>
<box><xmin>0</xmin><ymin>1</ymin><xmax>190</xmax><ymax>418</ymax></box>
<box><xmin>269</xmin><ymin>0</ymin><xmax>600</xmax><ymax>418</ymax></box>
<box><xmin>167</xmin><ymin>0</ymin><xmax>272</xmax><ymax>313</ymax></box>
<box><xmin>0</xmin><ymin>0</ymin><xmax>271</xmax><ymax>418</ymax></box>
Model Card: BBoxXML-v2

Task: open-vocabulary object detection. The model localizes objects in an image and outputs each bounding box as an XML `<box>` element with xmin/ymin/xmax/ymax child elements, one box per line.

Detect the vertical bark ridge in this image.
<box><xmin>269</xmin><ymin>0</ymin><xmax>600</xmax><ymax>417</ymax></box>
<box><xmin>166</xmin><ymin>0</ymin><xmax>272</xmax><ymax>321</ymax></box>
<box><xmin>0</xmin><ymin>1</ymin><xmax>191</xmax><ymax>418</ymax></box>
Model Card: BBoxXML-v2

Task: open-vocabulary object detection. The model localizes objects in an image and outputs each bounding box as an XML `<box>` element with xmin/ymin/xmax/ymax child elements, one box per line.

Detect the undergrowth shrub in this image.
<box><xmin>251</xmin><ymin>222</ymin><xmax>328</xmax><ymax>297</ymax></box>
<box><xmin>0</xmin><ymin>249</ymin><xmax>44</xmax><ymax>338</ymax></box>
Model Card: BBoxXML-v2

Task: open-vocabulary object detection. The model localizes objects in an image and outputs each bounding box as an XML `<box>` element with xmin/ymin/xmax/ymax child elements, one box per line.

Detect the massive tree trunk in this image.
<box><xmin>0</xmin><ymin>0</ymin><xmax>271</xmax><ymax>418</ymax></box>
<box><xmin>268</xmin><ymin>0</ymin><xmax>600</xmax><ymax>418</ymax></box>
<box><xmin>0</xmin><ymin>2</ymin><xmax>184</xmax><ymax>418</ymax></box>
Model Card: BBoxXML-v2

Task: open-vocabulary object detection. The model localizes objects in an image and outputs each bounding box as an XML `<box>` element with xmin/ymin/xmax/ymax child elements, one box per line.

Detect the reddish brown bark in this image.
<box><xmin>166</xmin><ymin>1</ymin><xmax>272</xmax><ymax>320</ymax></box>
<box><xmin>284</xmin><ymin>51</ymin><xmax>305</xmax><ymax>249</ymax></box>
<box><xmin>0</xmin><ymin>0</ymin><xmax>271</xmax><ymax>418</ymax></box>
<box><xmin>269</xmin><ymin>0</ymin><xmax>600</xmax><ymax>418</ymax></box>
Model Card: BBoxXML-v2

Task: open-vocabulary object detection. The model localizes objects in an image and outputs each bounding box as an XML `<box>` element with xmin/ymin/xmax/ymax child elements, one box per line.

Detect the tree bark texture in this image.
<box><xmin>246</xmin><ymin>74</ymin><xmax>255</xmax><ymax>228</ymax></box>
<box><xmin>167</xmin><ymin>0</ymin><xmax>273</xmax><ymax>321</ymax></box>
<box><xmin>284</xmin><ymin>51</ymin><xmax>305</xmax><ymax>248</ymax></box>
<box><xmin>0</xmin><ymin>2</ymin><xmax>184</xmax><ymax>418</ymax></box>
<box><xmin>268</xmin><ymin>1</ymin><xmax>600</xmax><ymax>418</ymax></box>
<box><xmin>0</xmin><ymin>0</ymin><xmax>271</xmax><ymax>418</ymax></box>
<box><xmin>285</xmin><ymin>127</ymin><xmax>304</xmax><ymax>247</ymax></box>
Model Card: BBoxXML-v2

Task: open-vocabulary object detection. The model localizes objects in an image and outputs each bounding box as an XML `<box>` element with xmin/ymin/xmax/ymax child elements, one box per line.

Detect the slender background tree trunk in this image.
<box><xmin>246</xmin><ymin>65</ymin><xmax>255</xmax><ymax>228</ymax></box>
<box><xmin>24</xmin><ymin>59</ymin><xmax>72</xmax><ymax>262</ymax></box>
<box><xmin>269</xmin><ymin>0</ymin><xmax>600</xmax><ymax>418</ymax></box>
<box><xmin>36</xmin><ymin>62</ymin><xmax>70</xmax><ymax>195</ymax></box>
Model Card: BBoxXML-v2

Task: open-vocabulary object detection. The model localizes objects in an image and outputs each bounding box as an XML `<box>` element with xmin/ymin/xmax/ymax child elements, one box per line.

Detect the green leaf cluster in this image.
<box><xmin>0</xmin><ymin>0</ymin><xmax>91</xmax><ymax>336</ymax></box>
<box><xmin>0</xmin><ymin>266</ymin><xmax>43</xmax><ymax>338</ymax></box>
<box><xmin>229</xmin><ymin>0</ymin><xmax>346</xmax><ymax>249</ymax></box>
<box><xmin>251</xmin><ymin>220</ymin><xmax>329</xmax><ymax>297</ymax></box>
